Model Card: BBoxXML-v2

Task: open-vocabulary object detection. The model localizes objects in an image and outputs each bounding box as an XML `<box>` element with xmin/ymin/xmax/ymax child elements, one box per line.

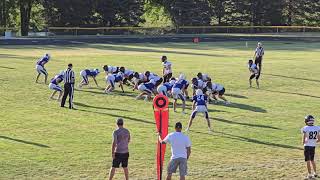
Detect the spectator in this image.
<box><xmin>108</xmin><ymin>118</ymin><xmax>130</xmax><ymax>180</ymax></box>
<box><xmin>159</xmin><ymin>122</ymin><xmax>191</xmax><ymax>180</ymax></box>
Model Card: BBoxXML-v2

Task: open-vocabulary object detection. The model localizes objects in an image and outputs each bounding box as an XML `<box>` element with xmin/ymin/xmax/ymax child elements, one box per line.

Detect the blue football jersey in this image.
<box><xmin>192</xmin><ymin>95</ymin><xmax>207</xmax><ymax>106</ymax></box>
<box><xmin>51</xmin><ymin>74</ymin><xmax>64</xmax><ymax>85</ymax></box>
<box><xmin>144</xmin><ymin>82</ymin><xmax>155</xmax><ymax>90</ymax></box>
<box><xmin>36</xmin><ymin>56</ymin><xmax>49</xmax><ymax>66</ymax></box>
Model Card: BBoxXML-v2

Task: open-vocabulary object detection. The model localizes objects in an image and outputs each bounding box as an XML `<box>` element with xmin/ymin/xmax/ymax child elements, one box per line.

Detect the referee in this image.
<box><xmin>253</xmin><ymin>42</ymin><xmax>264</xmax><ymax>74</ymax></box>
<box><xmin>61</xmin><ymin>63</ymin><xmax>75</xmax><ymax>109</ymax></box>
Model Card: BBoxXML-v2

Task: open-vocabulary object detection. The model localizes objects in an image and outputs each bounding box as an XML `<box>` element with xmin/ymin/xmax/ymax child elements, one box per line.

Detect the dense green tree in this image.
<box><xmin>42</xmin><ymin>0</ymin><xmax>95</xmax><ymax>26</ymax></box>
<box><xmin>95</xmin><ymin>0</ymin><xmax>145</xmax><ymax>26</ymax></box>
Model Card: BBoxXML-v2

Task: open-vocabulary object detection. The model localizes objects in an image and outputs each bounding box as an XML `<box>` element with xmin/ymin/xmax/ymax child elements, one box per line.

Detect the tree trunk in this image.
<box><xmin>287</xmin><ymin>0</ymin><xmax>292</xmax><ymax>25</ymax></box>
<box><xmin>20</xmin><ymin>0</ymin><xmax>32</xmax><ymax>36</ymax></box>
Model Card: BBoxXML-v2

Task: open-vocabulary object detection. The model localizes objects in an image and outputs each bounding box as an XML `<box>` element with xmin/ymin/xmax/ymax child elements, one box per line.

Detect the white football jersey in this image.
<box><xmin>107</xmin><ymin>66</ymin><xmax>118</xmax><ymax>73</ymax></box>
<box><xmin>249</xmin><ymin>64</ymin><xmax>258</xmax><ymax>74</ymax></box>
<box><xmin>212</xmin><ymin>83</ymin><xmax>224</xmax><ymax>92</ymax></box>
<box><xmin>162</xmin><ymin>61</ymin><xmax>172</xmax><ymax>74</ymax></box>
<box><xmin>301</xmin><ymin>125</ymin><xmax>320</xmax><ymax>147</ymax></box>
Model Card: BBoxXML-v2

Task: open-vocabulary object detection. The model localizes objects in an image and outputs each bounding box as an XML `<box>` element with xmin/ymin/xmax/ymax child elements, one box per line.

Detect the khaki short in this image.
<box><xmin>167</xmin><ymin>158</ymin><xmax>188</xmax><ymax>176</ymax></box>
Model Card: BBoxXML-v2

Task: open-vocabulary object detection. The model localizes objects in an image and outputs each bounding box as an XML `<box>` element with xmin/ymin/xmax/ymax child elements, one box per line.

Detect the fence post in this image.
<box><xmin>276</xmin><ymin>27</ymin><xmax>279</xmax><ymax>34</ymax></box>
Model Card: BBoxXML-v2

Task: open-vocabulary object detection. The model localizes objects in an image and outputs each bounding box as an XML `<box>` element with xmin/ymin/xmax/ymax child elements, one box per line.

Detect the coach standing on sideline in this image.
<box><xmin>109</xmin><ymin>118</ymin><xmax>130</xmax><ymax>180</ymax></box>
<box><xmin>61</xmin><ymin>63</ymin><xmax>75</xmax><ymax>109</ymax></box>
<box><xmin>159</xmin><ymin>122</ymin><xmax>191</xmax><ymax>180</ymax></box>
<box><xmin>253</xmin><ymin>42</ymin><xmax>265</xmax><ymax>74</ymax></box>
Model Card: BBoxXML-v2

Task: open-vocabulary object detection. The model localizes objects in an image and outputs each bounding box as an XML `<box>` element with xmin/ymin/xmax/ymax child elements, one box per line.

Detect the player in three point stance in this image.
<box><xmin>248</xmin><ymin>59</ymin><xmax>260</xmax><ymax>88</ymax></box>
<box><xmin>103</xmin><ymin>65</ymin><xmax>119</xmax><ymax>74</ymax></box>
<box><xmin>123</xmin><ymin>69</ymin><xmax>135</xmax><ymax>86</ymax></box>
<box><xmin>206</xmin><ymin>81</ymin><xmax>230</xmax><ymax>104</ymax></box>
<box><xmin>48</xmin><ymin>71</ymin><xmax>64</xmax><ymax>101</ymax></box>
<box><xmin>186</xmin><ymin>89</ymin><xmax>212</xmax><ymax>132</ymax></box>
<box><xmin>191</xmin><ymin>77</ymin><xmax>206</xmax><ymax>96</ymax></box>
<box><xmin>136</xmin><ymin>80</ymin><xmax>156</xmax><ymax>101</ymax></box>
<box><xmin>35</xmin><ymin>53</ymin><xmax>50</xmax><ymax>84</ymax></box>
<box><xmin>171</xmin><ymin>75</ymin><xmax>188</xmax><ymax>114</ymax></box>
<box><xmin>79</xmin><ymin>68</ymin><xmax>100</xmax><ymax>88</ymax></box>
<box><xmin>157</xmin><ymin>77</ymin><xmax>176</xmax><ymax>97</ymax></box>
<box><xmin>161</xmin><ymin>56</ymin><xmax>173</xmax><ymax>82</ymax></box>
<box><xmin>105</xmin><ymin>67</ymin><xmax>125</xmax><ymax>94</ymax></box>
<box><xmin>301</xmin><ymin>115</ymin><xmax>320</xmax><ymax>179</ymax></box>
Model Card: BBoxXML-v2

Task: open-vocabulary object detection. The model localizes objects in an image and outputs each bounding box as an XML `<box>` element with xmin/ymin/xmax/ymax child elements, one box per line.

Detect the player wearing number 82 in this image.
<box><xmin>301</xmin><ymin>115</ymin><xmax>320</xmax><ymax>179</ymax></box>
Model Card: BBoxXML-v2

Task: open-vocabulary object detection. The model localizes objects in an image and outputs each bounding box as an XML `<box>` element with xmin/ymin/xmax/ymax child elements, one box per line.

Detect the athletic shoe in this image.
<box><xmin>225</xmin><ymin>101</ymin><xmax>231</xmax><ymax>105</ymax></box>
<box><xmin>305</xmin><ymin>175</ymin><xmax>313</xmax><ymax>180</ymax></box>
<box><xmin>181</xmin><ymin>111</ymin><xmax>186</xmax><ymax>115</ymax></box>
<box><xmin>313</xmin><ymin>174</ymin><xmax>318</xmax><ymax>178</ymax></box>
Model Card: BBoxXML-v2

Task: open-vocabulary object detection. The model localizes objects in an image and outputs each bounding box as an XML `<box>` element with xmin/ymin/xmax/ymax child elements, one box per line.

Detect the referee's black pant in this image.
<box><xmin>61</xmin><ymin>83</ymin><xmax>74</xmax><ymax>109</ymax></box>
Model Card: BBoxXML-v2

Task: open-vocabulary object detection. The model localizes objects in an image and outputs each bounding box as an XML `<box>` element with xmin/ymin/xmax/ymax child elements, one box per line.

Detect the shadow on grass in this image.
<box><xmin>0</xmin><ymin>135</ymin><xmax>50</xmax><ymax>148</ymax></box>
<box><xmin>262</xmin><ymin>89</ymin><xmax>320</xmax><ymax>99</ymax></box>
<box><xmin>224</xmin><ymin>93</ymin><xmax>247</xmax><ymax>99</ymax></box>
<box><xmin>212</xmin><ymin>102</ymin><xmax>267</xmax><ymax>113</ymax></box>
<box><xmin>211</xmin><ymin>117</ymin><xmax>280</xmax><ymax>130</ymax></box>
<box><xmin>87</xmin><ymin>44</ymin><xmax>230</xmax><ymax>58</ymax></box>
<box><xmin>77</xmin><ymin>109</ymin><xmax>155</xmax><ymax>125</ymax></box>
<box><xmin>263</xmin><ymin>73</ymin><xmax>320</xmax><ymax>83</ymax></box>
<box><xmin>74</xmin><ymin>102</ymin><xmax>130</xmax><ymax>112</ymax></box>
<box><xmin>75</xmin><ymin>89</ymin><xmax>137</xmax><ymax>98</ymax></box>
<box><xmin>0</xmin><ymin>66</ymin><xmax>15</xmax><ymax>70</ymax></box>
<box><xmin>192</xmin><ymin>131</ymin><xmax>303</xmax><ymax>150</ymax></box>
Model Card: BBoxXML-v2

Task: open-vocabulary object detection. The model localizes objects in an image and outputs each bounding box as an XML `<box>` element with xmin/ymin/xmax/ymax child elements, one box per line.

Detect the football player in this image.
<box><xmin>301</xmin><ymin>115</ymin><xmax>320</xmax><ymax>179</ymax></box>
<box><xmin>48</xmin><ymin>71</ymin><xmax>64</xmax><ymax>101</ymax></box>
<box><xmin>105</xmin><ymin>67</ymin><xmax>125</xmax><ymax>93</ymax></box>
<box><xmin>206</xmin><ymin>81</ymin><xmax>230</xmax><ymax>104</ymax></box>
<box><xmin>171</xmin><ymin>76</ymin><xmax>188</xmax><ymax>114</ymax></box>
<box><xmin>35</xmin><ymin>53</ymin><xmax>50</xmax><ymax>84</ymax></box>
<box><xmin>248</xmin><ymin>59</ymin><xmax>260</xmax><ymax>88</ymax></box>
<box><xmin>79</xmin><ymin>68</ymin><xmax>100</xmax><ymax>88</ymax></box>
<box><xmin>136</xmin><ymin>79</ymin><xmax>157</xmax><ymax>101</ymax></box>
<box><xmin>186</xmin><ymin>89</ymin><xmax>212</xmax><ymax>132</ymax></box>
<box><xmin>157</xmin><ymin>77</ymin><xmax>176</xmax><ymax>96</ymax></box>
<box><xmin>161</xmin><ymin>56</ymin><xmax>172</xmax><ymax>82</ymax></box>
<box><xmin>103</xmin><ymin>65</ymin><xmax>119</xmax><ymax>74</ymax></box>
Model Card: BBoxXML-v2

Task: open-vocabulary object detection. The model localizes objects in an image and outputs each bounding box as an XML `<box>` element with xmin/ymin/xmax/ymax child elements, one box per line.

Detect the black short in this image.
<box><xmin>112</xmin><ymin>153</ymin><xmax>129</xmax><ymax>168</ymax></box>
<box><xmin>304</xmin><ymin>146</ymin><xmax>315</xmax><ymax>161</ymax></box>
<box><xmin>163</xmin><ymin>73</ymin><xmax>172</xmax><ymax>82</ymax></box>
<box><xmin>155</xmin><ymin>78</ymin><xmax>163</xmax><ymax>87</ymax></box>
<box><xmin>255</xmin><ymin>56</ymin><xmax>262</xmax><ymax>65</ymax></box>
<box><xmin>250</xmin><ymin>73</ymin><xmax>260</xmax><ymax>80</ymax></box>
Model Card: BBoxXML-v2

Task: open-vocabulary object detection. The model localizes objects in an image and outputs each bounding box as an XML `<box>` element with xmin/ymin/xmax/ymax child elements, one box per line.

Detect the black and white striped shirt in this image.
<box><xmin>65</xmin><ymin>68</ymin><xmax>75</xmax><ymax>84</ymax></box>
<box><xmin>255</xmin><ymin>47</ymin><xmax>264</xmax><ymax>57</ymax></box>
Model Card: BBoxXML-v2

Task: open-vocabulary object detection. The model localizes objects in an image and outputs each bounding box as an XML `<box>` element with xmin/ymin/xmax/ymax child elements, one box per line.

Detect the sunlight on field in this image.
<box><xmin>1</xmin><ymin>41</ymin><xmax>320</xmax><ymax>179</ymax></box>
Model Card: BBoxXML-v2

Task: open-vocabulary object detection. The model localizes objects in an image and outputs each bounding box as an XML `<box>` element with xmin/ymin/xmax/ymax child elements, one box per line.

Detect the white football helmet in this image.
<box><xmin>196</xmin><ymin>89</ymin><xmax>203</xmax><ymax>96</ymax></box>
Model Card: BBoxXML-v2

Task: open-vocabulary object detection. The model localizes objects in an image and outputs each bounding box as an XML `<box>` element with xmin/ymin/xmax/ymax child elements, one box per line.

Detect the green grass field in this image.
<box><xmin>1</xmin><ymin>40</ymin><xmax>320</xmax><ymax>179</ymax></box>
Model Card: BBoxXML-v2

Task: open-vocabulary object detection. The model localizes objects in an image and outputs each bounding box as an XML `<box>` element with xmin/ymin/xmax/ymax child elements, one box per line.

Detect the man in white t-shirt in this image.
<box><xmin>159</xmin><ymin>122</ymin><xmax>191</xmax><ymax>180</ymax></box>
<box><xmin>162</xmin><ymin>56</ymin><xmax>173</xmax><ymax>83</ymax></box>
<box><xmin>301</xmin><ymin>115</ymin><xmax>320</xmax><ymax>179</ymax></box>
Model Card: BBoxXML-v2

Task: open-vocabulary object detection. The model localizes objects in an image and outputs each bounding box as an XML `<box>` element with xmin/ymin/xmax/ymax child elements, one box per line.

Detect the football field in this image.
<box><xmin>1</xmin><ymin>40</ymin><xmax>320</xmax><ymax>179</ymax></box>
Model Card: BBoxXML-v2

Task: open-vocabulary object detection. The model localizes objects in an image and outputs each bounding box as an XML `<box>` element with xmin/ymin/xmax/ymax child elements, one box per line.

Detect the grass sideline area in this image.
<box><xmin>1</xmin><ymin>41</ymin><xmax>320</xmax><ymax>179</ymax></box>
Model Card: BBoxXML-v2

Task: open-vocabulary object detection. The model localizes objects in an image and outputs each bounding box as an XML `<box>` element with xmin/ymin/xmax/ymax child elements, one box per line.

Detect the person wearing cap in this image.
<box><xmin>79</xmin><ymin>68</ymin><xmax>100</xmax><ymax>88</ymax></box>
<box><xmin>35</xmin><ymin>53</ymin><xmax>51</xmax><ymax>84</ymax></box>
<box><xmin>109</xmin><ymin>118</ymin><xmax>130</xmax><ymax>180</ymax></box>
<box><xmin>61</xmin><ymin>63</ymin><xmax>75</xmax><ymax>109</ymax></box>
<box><xmin>301</xmin><ymin>115</ymin><xmax>320</xmax><ymax>179</ymax></box>
<box><xmin>159</xmin><ymin>122</ymin><xmax>191</xmax><ymax>180</ymax></box>
<box><xmin>253</xmin><ymin>42</ymin><xmax>264</xmax><ymax>74</ymax></box>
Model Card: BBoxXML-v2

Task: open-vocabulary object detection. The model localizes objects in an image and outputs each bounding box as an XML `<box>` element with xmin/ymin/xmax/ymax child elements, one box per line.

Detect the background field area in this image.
<box><xmin>1</xmin><ymin>40</ymin><xmax>320</xmax><ymax>179</ymax></box>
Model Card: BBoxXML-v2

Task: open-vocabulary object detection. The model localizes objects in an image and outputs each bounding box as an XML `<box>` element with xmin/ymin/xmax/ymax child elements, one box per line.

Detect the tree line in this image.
<box><xmin>1</xmin><ymin>0</ymin><xmax>319</xmax><ymax>36</ymax></box>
